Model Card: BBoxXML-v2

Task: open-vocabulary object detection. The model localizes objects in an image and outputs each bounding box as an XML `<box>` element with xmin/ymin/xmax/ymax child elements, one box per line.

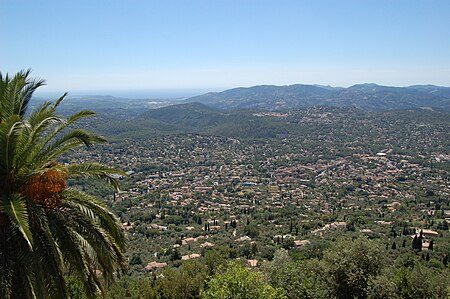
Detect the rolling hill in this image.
<box><xmin>184</xmin><ymin>83</ymin><xmax>450</xmax><ymax>111</ymax></box>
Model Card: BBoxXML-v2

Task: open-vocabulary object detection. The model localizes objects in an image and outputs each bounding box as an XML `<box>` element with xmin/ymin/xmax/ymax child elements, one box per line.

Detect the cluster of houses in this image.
<box><xmin>70</xmin><ymin>131</ymin><xmax>448</xmax><ymax>271</ymax></box>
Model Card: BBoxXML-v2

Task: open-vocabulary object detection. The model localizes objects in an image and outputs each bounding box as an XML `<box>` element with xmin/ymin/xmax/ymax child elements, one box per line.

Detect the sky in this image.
<box><xmin>1</xmin><ymin>0</ymin><xmax>450</xmax><ymax>97</ymax></box>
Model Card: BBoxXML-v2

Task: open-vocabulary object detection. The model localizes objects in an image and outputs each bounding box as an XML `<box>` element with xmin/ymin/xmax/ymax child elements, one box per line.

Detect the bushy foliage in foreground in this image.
<box><xmin>200</xmin><ymin>262</ymin><xmax>286</xmax><ymax>299</ymax></box>
<box><xmin>103</xmin><ymin>236</ymin><xmax>449</xmax><ymax>299</ymax></box>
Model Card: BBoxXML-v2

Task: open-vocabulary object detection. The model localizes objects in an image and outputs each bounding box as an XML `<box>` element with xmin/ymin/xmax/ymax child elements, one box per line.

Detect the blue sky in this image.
<box><xmin>1</xmin><ymin>0</ymin><xmax>450</xmax><ymax>96</ymax></box>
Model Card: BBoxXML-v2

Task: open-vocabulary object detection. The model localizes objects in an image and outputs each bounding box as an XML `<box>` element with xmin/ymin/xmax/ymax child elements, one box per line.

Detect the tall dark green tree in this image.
<box><xmin>321</xmin><ymin>236</ymin><xmax>384</xmax><ymax>299</ymax></box>
<box><xmin>0</xmin><ymin>70</ymin><xmax>126</xmax><ymax>298</ymax></box>
<box><xmin>412</xmin><ymin>235</ymin><xmax>422</xmax><ymax>251</ymax></box>
<box><xmin>428</xmin><ymin>240</ymin><xmax>434</xmax><ymax>251</ymax></box>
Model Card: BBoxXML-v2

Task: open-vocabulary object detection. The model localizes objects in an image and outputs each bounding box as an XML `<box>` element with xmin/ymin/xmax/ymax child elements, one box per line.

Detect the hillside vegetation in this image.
<box><xmin>185</xmin><ymin>83</ymin><xmax>450</xmax><ymax>111</ymax></box>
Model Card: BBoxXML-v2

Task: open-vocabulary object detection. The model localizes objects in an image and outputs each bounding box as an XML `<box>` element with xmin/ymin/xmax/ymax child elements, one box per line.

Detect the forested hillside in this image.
<box><xmin>185</xmin><ymin>83</ymin><xmax>450</xmax><ymax>111</ymax></box>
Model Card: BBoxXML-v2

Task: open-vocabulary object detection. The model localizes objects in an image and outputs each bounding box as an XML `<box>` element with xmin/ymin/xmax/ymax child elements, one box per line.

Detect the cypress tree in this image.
<box><xmin>412</xmin><ymin>235</ymin><xmax>419</xmax><ymax>250</ymax></box>
<box><xmin>392</xmin><ymin>242</ymin><xmax>397</xmax><ymax>250</ymax></box>
<box><xmin>443</xmin><ymin>254</ymin><xmax>448</xmax><ymax>267</ymax></box>
<box><xmin>418</xmin><ymin>235</ymin><xmax>423</xmax><ymax>251</ymax></box>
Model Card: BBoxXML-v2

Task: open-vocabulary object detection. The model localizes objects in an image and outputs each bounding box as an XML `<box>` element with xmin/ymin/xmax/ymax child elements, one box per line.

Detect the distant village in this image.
<box><xmin>69</xmin><ymin>107</ymin><xmax>450</xmax><ymax>272</ymax></box>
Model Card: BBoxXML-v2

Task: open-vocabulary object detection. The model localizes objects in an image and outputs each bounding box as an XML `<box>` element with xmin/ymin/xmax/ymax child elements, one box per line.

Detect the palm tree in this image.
<box><xmin>0</xmin><ymin>70</ymin><xmax>126</xmax><ymax>298</ymax></box>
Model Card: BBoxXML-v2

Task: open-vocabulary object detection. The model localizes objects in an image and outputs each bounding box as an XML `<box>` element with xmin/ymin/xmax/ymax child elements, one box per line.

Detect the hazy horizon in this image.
<box><xmin>33</xmin><ymin>81</ymin><xmax>450</xmax><ymax>100</ymax></box>
<box><xmin>33</xmin><ymin>88</ymin><xmax>218</xmax><ymax>100</ymax></box>
<box><xmin>2</xmin><ymin>0</ymin><xmax>450</xmax><ymax>92</ymax></box>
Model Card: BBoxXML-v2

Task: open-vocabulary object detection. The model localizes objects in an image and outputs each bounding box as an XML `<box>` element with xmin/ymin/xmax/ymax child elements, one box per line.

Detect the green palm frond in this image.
<box><xmin>62</xmin><ymin>188</ymin><xmax>126</xmax><ymax>250</ymax></box>
<box><xmin>0</xmin><ymin>70</ymin><xmax>45</xmax><ymax>120</ymax></box>
<box><xmin>68</xmin><ymin>163</ymin><xmax>126</xmax><ymax>191</ymax></box>
<box><xmin>26</xmin><ymin>202</ymin><xmax>68</xmax><ymax>298</ymax></box>
<box><xmin>27</xmin><ymin>101</ymin><xmax>56</xmax><ymax>126</ymax></box>
<box><xmin>65</xmin><ymin>109</ymin><xmax>97</xmax><ymax>123</ymax></box>
<box><xmin>55</xmin><ymin>202</ymin><xmax>124</xmax><ymax>282</ymax></box>
<box><xmin>14</xmin><ymin>117</ymin><xmax>65</xmax><ymax>169</ymax></box>
<box><xmin>0</xmin><ymin>193</ymin><xmax>33</xmax><ymax>250</ymax></box>
<box><xmin>38</xmin><ymin>129</ymin><xmax>107</xmax><ymax>164</ymax></box>
<box><xmin>24</xmin><ymin>110</ymin><xmax>100</xmax><ymax>166</ymax></box>
<box><xmin>47</xmin><ymin>213</ymin><xmax>102</xmax><ymax>298</ymax></box>
<box><xmin>0</xmin><ymin>115</ymin><xmax>23</xmax><ymax>173</ymax></box>
<box><xmin>39</xmin><ymin>109</ymin><xmax>96</xmax><ymax>148</ymax></box>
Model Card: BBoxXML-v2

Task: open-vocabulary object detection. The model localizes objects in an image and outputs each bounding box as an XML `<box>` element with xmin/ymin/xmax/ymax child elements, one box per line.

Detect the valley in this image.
<box><xmin>66</xmin><ymin>104</ymin><xmax>450</xmax><ymax>298</ymax></box>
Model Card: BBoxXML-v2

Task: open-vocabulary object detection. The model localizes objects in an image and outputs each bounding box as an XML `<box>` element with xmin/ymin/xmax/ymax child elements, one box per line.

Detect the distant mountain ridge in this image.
<box><xmin>184</xmin><ymin>83</ymin><xmax>450</xmax><ymax>111</ymax></box>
